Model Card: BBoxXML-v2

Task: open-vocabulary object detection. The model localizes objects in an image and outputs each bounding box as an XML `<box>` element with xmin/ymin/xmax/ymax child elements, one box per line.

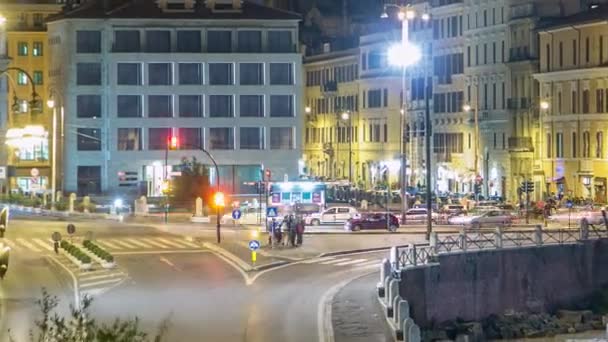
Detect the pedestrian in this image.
<box><xmin>267</xmin><ymin>218</ymin><xmax>275</xmax><ymax>247</ymax></box>
<box><xmin>53</xmin><ymin>241</ymin><xmax>59</xmax><ymax>254</ymax></box>
<box><xmin>288</xmin><ymin>215</ymin><xmax>296</xmax><ymax>247</ymax></box>
<box><xmin>296</xmin><ymin>219</ymin><xmax>305</xmax><ymax>246</ymax></box>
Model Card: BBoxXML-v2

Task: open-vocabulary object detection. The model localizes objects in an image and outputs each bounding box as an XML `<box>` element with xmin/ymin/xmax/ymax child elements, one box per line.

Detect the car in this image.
<box><xmin>441</xmin><ymin>204</ymin><xmax>466</xmax><ymax>215</ymax></box>
<box><xmin>549</xmin><ymin>209</ymin><xmax>606</xmax><ymax>225</ymax></box>
<box><xmin>401</xmin><ymin>208</ymin><xmax>438</xmax><ymax>224</ymax></box>
<box><xmin>305</xmin><ymin>206</ymin><xmax>358</xmax><ymax>226</ymax></box>
<box><xmin>345</xmin><ymin>213</ymin><xmax>399</xmax><ymax>232</ymax></box>
<box><xmin>448</xmin><ymin>210</ymin><xmax>513</xmax><ymax>228</ymax></box>
<box><xmin>221</xmin><ymin>207</ymin><xmax>266</xmax><ymax>225</ymax></box>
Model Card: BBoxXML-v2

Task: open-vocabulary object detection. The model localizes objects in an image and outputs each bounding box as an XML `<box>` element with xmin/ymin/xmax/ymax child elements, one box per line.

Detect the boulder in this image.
<box><xmin>557</xmin><ymin>310</ymin><xmax>592</xmax><ymax>325</ymax></box>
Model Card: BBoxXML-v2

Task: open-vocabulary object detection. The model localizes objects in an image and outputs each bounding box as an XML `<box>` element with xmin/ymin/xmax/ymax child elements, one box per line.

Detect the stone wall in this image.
<box><xmin>399</xmin><ymin>239</ymin><xmax>608</xmax><ymax>328</ymax></box>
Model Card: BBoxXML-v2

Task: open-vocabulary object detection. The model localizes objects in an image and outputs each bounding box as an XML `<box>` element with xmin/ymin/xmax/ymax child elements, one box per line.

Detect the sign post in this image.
<box><xmin>232</xmin><ymin>209</ymin><xmax>242</xmax><ymax>227</ymax></box>
<box><xmin>566</xmin><ymin>200</ymin><xmax>573</xmax><ymax>228</ymax></box>
<box><xmin>66</xmin><ymin>224</ymin><xmax>75</xmax><ymax>243</ymax></box>
<box><xmin>248</xmin><ymin>240</ymin><xmax>260</xmax><ymax>267</ymax></box>
<box><xmin>52</xmin><ymin>232</ymin><xmax>62</xmax><ymax>254</ymax></box>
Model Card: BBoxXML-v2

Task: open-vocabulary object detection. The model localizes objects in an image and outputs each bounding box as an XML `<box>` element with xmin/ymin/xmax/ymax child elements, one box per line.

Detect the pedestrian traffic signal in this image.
<box><xmin>213</xmin><ymin>192</ymin><xmax>225</xmax><ymax>207</ymax></box>
<box><xmin>168</xmin><ymin>136</ymin><xmax>179</xmax><ymax>150</ymax></box>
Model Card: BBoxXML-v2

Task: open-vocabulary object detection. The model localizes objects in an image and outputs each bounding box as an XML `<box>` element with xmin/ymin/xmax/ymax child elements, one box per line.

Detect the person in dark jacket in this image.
<box><xmin>296</xmin><ymin>219</ymin><xmax>305</xmax><ymax>246</ymax></box>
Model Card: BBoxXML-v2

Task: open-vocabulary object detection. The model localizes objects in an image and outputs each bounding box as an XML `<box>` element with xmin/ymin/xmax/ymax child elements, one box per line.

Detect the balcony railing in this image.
<box><xmin>508</xmin><ymin>137</ymin><xmax>534</xmax><ymax>152</ymax></box>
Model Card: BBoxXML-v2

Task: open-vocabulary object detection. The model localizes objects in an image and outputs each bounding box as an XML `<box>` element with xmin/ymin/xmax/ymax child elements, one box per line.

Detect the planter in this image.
<box><xmin>101</xmin><ymin>261</ymin><xmax>116</xmax><ymax>269</ymax></box>
<box><xmin>82</xmin><ymin>248</ymin><xmax>115</xmax><ymax>268</ymax></box>
<box><xmin>79</xmin><ymin>262</ymin><xmax>92</xmax><ymax>270</ymax></box>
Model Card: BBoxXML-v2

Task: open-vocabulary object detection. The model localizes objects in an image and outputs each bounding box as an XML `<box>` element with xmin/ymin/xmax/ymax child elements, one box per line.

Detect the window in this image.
<box><xmin>270</xmin><ymin>95</ymin><xmax>293</xmax><ymax>117</ymax></box>
<box><xmin>178</xmin><ymin>95</ymin><xmax>202</xmax><ymax>117</ymax></box>
<box><xmin>269</xmin><ymin>63</ymin><xmax>293</xmax><ymax>85</ymax></box>
<box><xmin>209</xmin><ymin>63</ymin><xmax>233</xmax><ymax>85</ymax></box>
<box><xmin>77</xmin><ymin>95</ymin><xmax>101</xmax><ymax>118</ymax></box>
<box><xmin>176</xmin><ymin>31</ymin><xmax>201</xmax><ymax>52</ymax></box>
<box><xmin>77</xmin><ymin>166</ymin><xmax>101</xmax><ymax>195</ymax></box>
<box><xmin>492</xmin><ymin>42</ymin><xmax>496</xmax><ymax>63</ymax></box>
<box><xmin>556</xmin><ymin>132</ymin><xmax>563</xmax><ymax>158</ymax></box>
<box><xmin>368</xmin><ymin>51</ymin><xmax>384</xmax><ymax>69</ymax></box>
<box><xmin>237</xmin><ymin>31</ymin><xmax>262</xmax><ymax>52</ymax></box>
<box><xmin>484</xmin><ymin>43</ymin><xmax>487</xmax><ymax>64</ymax></box>
<box><xmin>178</xmin><ymin>63</ymin><xmax>202</xmax><ymax>85</ymax></box>
<box><xmin>559</xmin><ymin>42</ymin><xmax>563</xmax><ymax>67</ymax></box>
<box><xmin>240</xmin><ymin>127</ymin><xmax>264</xmax><ymax>150</ymax></box>
<box><xmin>209</xmin><ymin>95</ymin><xmax>233</xmax><ymax>117</ymax></box>
<box><xmin>148</xmin><ymin>128</ymin><xmax>171</xmax><ymax>150</ymax></box>
<box><xmin>586</xmin><ymin>37</ymin><xmax>590</xmax><ymax>63</ymax></box>
<box><xmin>240</xmin><ymin>95</ymin><xmax>264</xmax><ymax>117</ymax></box>
<box><xmin>117</xmin><ymin>128</ymin><xmax>142</xmax><ymax>151</ymax></box>
<box><xmin>492</xmin><ymin>83</ymin><xmax>496</xmax><ymax>109</ymax></box>
<box><xmin>117</xmin><ymin>95</ymin><xmax>142</xmax><ymax>118</ymax></box>
<box><xmin>178</xmin><ymin>128</ymin><xmax>202</xmax><ymax>149</ymax></box>
<box><xmin>572</xmin><ymin>91</ymin><xmax>578</xmax><ymax>113</ymax></box>
<box><xmin>17</xmin><ymin>42</ymin><xmax>28</xmax><ymax>56</ymax></box>
<box><xmin>601</xmin><ymin>36</ymin><xmax>604</xmax><ymax>64</ymax></box>
<box><xmin>546</xmin><ymin>44</ymin><xmax>551</xmax><ymax>71</ymax></box>
<box><xmin>572</xmin><ymin>40</ymin><xmax>577</xmax><ymax>65</ymax></box>
<box><xmin>597</xmin><ymin>131</ymin><xmax>604</xmax><ymax>158</ymax></box>
<box><xmin>209</xmin><ymin>128</ymin><xmax>234</xmax><ymax>150</ymax></box>
<box><xmin>77</xmin><ymin>128</ymin><xmax>101</xmax><ymax>151</ymax></box>
<box><xmin>76</xmin><ymin>63</ymin><xmax>101</xmax><ymax>85</ymax></box>
<box><xmin>207</xmin><ymin>31</ymin><xmax>232</xmax><ymax>53</ymax></box>
<box><xmin>467</xmin><ymin>46</ymin><xmax>471</xmax><ymax>67</ymax></box>
<box><xmin>33</xmin><ymin>71</ymin><xmax>43</xmax><ymax>85</ymax></box>
<box><xmin>148</xmin><ymin>63</ymin><xmax>172</xmax><ymax>85</ymax></box>
<box><xmin>546</xmin><ymin>133</ymin><xmax>552</xmax><ymax>158</ymax></box>
<box><xmin>148</xmin><ymin>95</ymin><xmax>172</xmax><ymax>118</ymax></box>
<box><xmin>597</xmin><ymin>89</ymin><xmax>605</xmax><ymax>113</ymax></box>
<box><xmin>572</xmin><ymin>132</ymin><xmax>577</xmax><ymax>158</ymax></box>
<box><xmin>113</xmin><ymin>31</ymin><xmax>140</xmax><ymax>52</ymax></box>
<box><xmin>268</xmin><ymin>31</ymin><xmax>292</xmax><ymax>52</ymax></box>
<box><xmin>33</xmin><ymin>42</ymin><xmax>43</xmax><ymax>56</ymax></box>
<box><xmin>117</xmin><ymin>63</ymin><xmax>142</xmax><ymax>85</ymax></box>
<box><xmin>76</xmin><ymin>31</ymin><xmax>101</xmax><ymax>53</ymax></box>
<box><xmin>270</xmin><ymin>127</ymin><xmax>293</xmax><ymax>149</ymax></box>
<box><xmin>33</xmin><ymin>13</ymin><xmax>44</xmax><ymax>28</ymax></box>
<box><xmin>583</xmin><ymin>131</ymin><xmax>590</xmax><ymax>158</ymax></box>
<box><xmin>383</xmin><ymin>89</ymin><xmax>388</xmax><ymax>107</ymax></box>
<box><xmin>368</xmin><ymin>90</ymin><xmax>382</xmax><ymax>108</ymax></box>
<box><xmin>146</xmin><ymin>30</ymin><xmax>170</xmax><ymax>52</ymax></box>
<box><xmin>583</xmin><ymin>89</ymin><xmax>590</xmax><ymax>113</ymax></box>
<box><xmin>475</xmin><ymin>45</ymin><xmax>479</xmax><ymax>65</ymax></box>
<box><xmin>558</xmin><ymin>92</ymin><xmax>562</xmax><ymax>113</ymax></box>
<box><xmin>239</xmin><ymin>63</ymin><xmax>263</xmax><ymax>85</ymax></box>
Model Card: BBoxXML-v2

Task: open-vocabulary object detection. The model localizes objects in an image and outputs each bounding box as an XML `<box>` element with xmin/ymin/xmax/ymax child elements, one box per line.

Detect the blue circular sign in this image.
<box><xmin>248</xmin><ymin>240</ymin><xmax>260</xmax><ymax>251</ymax></box>
<box><xmin>232</xmin><ymin>209</ymin><xmax>242</xmax><ymax>220</ymax></box>
<box><xmin>566</xmin><ymin>200</ymin><xmax>573</xmax><ymax>209</ymax></box>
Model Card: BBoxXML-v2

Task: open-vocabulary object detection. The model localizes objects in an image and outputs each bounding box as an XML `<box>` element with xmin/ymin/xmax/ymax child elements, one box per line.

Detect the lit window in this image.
<box><xmin>17</xmin><ymin>42</ymin><xmax>28</xmax><ymax>56</ymax></box>
<box><xmin>33</xmin><ymin>71</ymin><xmax>43</xmax><ymax>85</ymax></box>
<box><xmin>17</xmin><ymin>72</ymin><xmax>28</xmax><ymax>85</ymax></box>
<box><xmin>32</xmin><ymin>42</ymin><xmax>43</xmax><ymax>56</ymax></box>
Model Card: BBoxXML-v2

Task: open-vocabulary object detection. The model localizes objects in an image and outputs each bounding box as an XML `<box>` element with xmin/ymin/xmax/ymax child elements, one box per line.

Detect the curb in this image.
<box><xmin>319</xmin><ymin>244</ymin><xmax>420</xmax><ymax>257</ymax></box>
<box><xmin>202</xmin><ymin>242</ymin><xmax>254</xmax><ymax>272</ymax></box>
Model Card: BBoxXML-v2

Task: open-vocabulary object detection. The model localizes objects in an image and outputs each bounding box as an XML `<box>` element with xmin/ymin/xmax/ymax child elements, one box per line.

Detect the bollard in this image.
<box><xmin>459</xmin><ymin>232</ymin><xmax>468</xmax><ymax>252</ymax></box>
<box><xmin>392</xmin><ymin>295</ymin><xmax>402</xmax><ymax>324</ymax></box>
<box><xmin>387</xmin><ymin>279</ymin><xmax>399</xmax><ymax>316</ymax></box>
<box><xmin>494</xmin><ymin>226</ymin><xmax>503</xmax><ymax>248</ymax></box>
<box><xmin>395</xmin><ymin>299</ymin><xmax>410</xmax><ymax>328</ymax></box>
<box><xmin>534</xmin><ymin>225</ymin><xmax>543</xmax><ymax>246</ymax></box>
<box><xmin>378</xmin><ymin>258</ymin><xmax>391</xmax><ymax>297</ymax></box>
<box><xmin>402</xmin><ymin>318</ymin><xmax>414</xmax><ymax>342</ymax></box>
<box><xmin>580</xmin><ymin>218</ymin><xmax>589</xmax><ymax>240</ymax></box>
<box><xmin>390</xmin><ymin>246</ymin><xmax>399</xmax><ymax>271</ymax></box>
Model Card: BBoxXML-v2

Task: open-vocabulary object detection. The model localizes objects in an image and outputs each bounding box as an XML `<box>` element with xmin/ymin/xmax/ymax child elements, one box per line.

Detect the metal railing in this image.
<box><xmin>391</xmin><ymin>222</ymin><xmax>608</xmax><ymax>271</ymax></box>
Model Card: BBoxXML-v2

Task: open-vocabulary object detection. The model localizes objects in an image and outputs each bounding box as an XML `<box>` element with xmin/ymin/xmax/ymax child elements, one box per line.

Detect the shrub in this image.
<box><xmin>82</xmin><ymin>240</ymin><xmax>114</xmax><ymax>264</ymax></box>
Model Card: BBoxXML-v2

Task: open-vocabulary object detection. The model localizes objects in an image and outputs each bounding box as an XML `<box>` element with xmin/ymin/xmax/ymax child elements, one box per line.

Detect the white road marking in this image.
<box><xmin>354</xmin><ymin>260</ymin><xmax>382</xmax><ymax>268</ymax></box>
<box><xmin>156</xmin><ymin>238</ymin><xmax>189</xmax><ymax>248</ymax></box>
<box><xmin>80</xmin><ymin>272</ymin><xmax>124</xmax><ymax>282</ymax></box>
<box><xmin>46</xmin><ymin>255</ymin><xmax>81</xmax><ymax>310</ymax></box>
<box><xmin>141</xmin><ymin>238</ymin><xmax>171</xmax><ymax>249</ymax></box>
<box><xmin>174</xmin><ymin>239</ymin><xmax>200</xmax><ymax>248</ymax></box>
<box><xmin>79</xmin><ymin>277</ymin><xmax>123</xmax><ymax>289</ymax></box>
<box><xmin>123</xmin><ymin>238</ymin><xmax>152</xmax><ymax>248</ymax></box>
<box><xmin>32</xmin><ymin>238</ymin><xmax>53</xmax><ymax>252</ymax></box>
<box><xmin>16</xmin><ymin>238</ymin><xmax>42</xmax><ymax>252</ymax></box>
<box><xmin>109</xmin><ymin>239</ymin><xmax>138</xmax><ymax>249</ymax></box>
<box><xmin>96</xmin><ymin>240</ymin><xmax>123</xmax><ymax>250</ymax></box>
<box><xmin>2</xmin><ymin>239</ymin><xmax>17</xmax><ymax>250</ymax></box>
<box><xmin>320</xmin><ymin>258</ymin><xmax>352</xmax><ymax>265</ymax></box>
<box><xmin>333</xmin><ymin>258</ymin><xmax>368</xmax><ymax>266</ymax></box>
<box><xmin>301</xmin><ymin>256</ymin><xmax>336</xmax><ymax>264</ymax></box>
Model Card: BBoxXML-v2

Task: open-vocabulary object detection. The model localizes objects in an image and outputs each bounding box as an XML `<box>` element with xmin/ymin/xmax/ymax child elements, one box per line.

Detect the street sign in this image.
<box><xmin>51</xmin><ymin>232</ymin><xmax>62</xmax><ymax>242</ymax></box>
<box><xmin>67</xmin><ymin>224</ymin><xmax>76</xmax><ymax>235</ymax></box>
<box><xmin>232</xmin><ymin>209</ymin><xmax>242</xmax><ymax>220</ymax></box>
<box><xmin>266</xmin><ymin>207</ymin><xmax>278</xmax><ymax>218</ymax></box>
<box><xmin>0</xmin><ymin>167</ymin><xmax>6</xmax><ymax>180</ymax></box>
<box><xmin>30</xmin><ymin>168</ymin><xmax>39</xmax><ymax>177</ymax></box>
<box><xmin>566</xmin><ymin>200</ymin><xmax>573</xmax><ymax>209</ymax></box>
<box><xmin>248</xmin><ymin>240</ymin><xmax>260</xmax><ymax>251</ymax></box>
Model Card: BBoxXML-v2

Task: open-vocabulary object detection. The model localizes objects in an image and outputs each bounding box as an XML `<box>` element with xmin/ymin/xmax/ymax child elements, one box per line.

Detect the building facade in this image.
<box><xmin>535</xmin><ymin>5</ymin><xmax>608</xmax><ymax>202</ymax></box>
<box><xmin>47</xmin><ymin>0</ymin><xmax>302</xmax><ymax>197</ymax></box>
<box><xmin>0</xmin><ymin>1</ymin><xmax>62</xmax><ymax>194</ymax></box>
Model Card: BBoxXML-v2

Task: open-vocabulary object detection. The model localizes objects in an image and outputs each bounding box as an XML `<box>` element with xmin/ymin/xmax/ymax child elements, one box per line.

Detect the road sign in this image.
<box><xmin>266</xmin><ymin>207</ymin><xmax>278</xmax><ymax>218</ymax></box>
<box><xmin>232</xmin><ymin>209</ymin><xmax>242</xmax><ymax>220</ymax></box>
<box><xmin>0</xmin><ymin>167</ymin><xmax>6</xmax><ymax>180</ymax></box>
<box><xmin>52</xmin><ymin>232</ymin><xmax>62</xmax><ymax>242</ymax></box>
<box><xmin>248</xmin><ymin>240</ymin><xmax>260</xmax><ymax>251</ymax></box>
<box><xmin>566</xmin><ymin>200</ymin><xmax>573</xmax><ymax>209</ymax></box>
<box><xmin>67</xmin><ymin>224</ymin><xmax>76</xmax><ymax>235</ymax></box>
<box><xmin>30</xmin><ymin>168</ymin><xmax>39</xmax><ymax>177</ymax></box>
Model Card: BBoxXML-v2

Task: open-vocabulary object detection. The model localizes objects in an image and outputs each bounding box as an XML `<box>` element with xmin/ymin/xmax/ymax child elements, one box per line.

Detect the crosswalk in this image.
<box><xmin>0</xmin><ymin>236</ymin><xmax>201</xmax><ymax>253</ymax></box>
<box><xmin>299</xmin><ymin>255</ymin><xmax>383</xmax><ymax>269</ymax></box>
<box><xmin>55</xmin><ymin>253</ymin><xmax>127</xmax><ymax>298</ymax></box>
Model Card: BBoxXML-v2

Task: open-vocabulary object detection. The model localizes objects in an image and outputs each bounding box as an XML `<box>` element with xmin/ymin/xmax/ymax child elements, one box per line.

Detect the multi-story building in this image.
<box><xmin>534</xmin><ymin>4</ymin><xmax>608</xmax><ymax>202</ymax></box>
<box><xmin>47</xmin><ymin>0</ymin><xmax>302</xmax><ymax>197</ymax></box>
<box><xmin>0</xmin><ymin>1</ymin><xmax>62</xmax><ymax>194</ymax></box>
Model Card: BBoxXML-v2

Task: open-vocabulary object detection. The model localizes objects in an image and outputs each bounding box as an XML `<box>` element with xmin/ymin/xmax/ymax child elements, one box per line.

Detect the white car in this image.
<box><xmin>449</xmin><ymin>210</ymin><xmax>514</xmax><ymax>228</ymax></box>
<box><xmin>401</xmin><ymin>208</ymin><xmax>438</xmax><ymax>224</ymax></box>
<box><xmin>549</xmin><ymin>209</ymin><xmax>606</xmax><ymax>225</ymax></box>
<box><xmin>305</xmin><ymin>207</ymin><xmax>358</xmax><ymax>226</ymax></box>
<box><xmin>221</xmin><ymin>208</ymin><xmax>266</xmax><ymax>225</ymax></box>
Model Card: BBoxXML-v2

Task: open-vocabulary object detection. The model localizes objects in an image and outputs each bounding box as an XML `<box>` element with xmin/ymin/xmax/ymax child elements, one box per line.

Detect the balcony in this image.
<box><xmin>510</xmin><ymin>3</ymin><xmax>536</xmax><ymax>20</ymax></box>
<box><xmin>509</xmin><ymin>47</ymin><xmax>533</xmax><ymax>62</ymax></box>
<box><xmin>430</xmin><ymin>0</ymin><xmax>463</xmax><ymax>7</ymax></box>
<box><xmin>506</xmin><ymin>98</ymin><xmax>531</xmax><ymax>110</ymax></box>
<box><xmin>322</xmin><ymin>81</ymin><xmax>338</xmax><ymax>96</ymax></box>
<box><xmin>580</xmin><ymin>159</ymin><xmax>593</xmax><ymax>173</ymax></box>
<box><xmin>508</xmin><ymin>137</ymin><xmax>534</xmax><ymax>152</ymax></box>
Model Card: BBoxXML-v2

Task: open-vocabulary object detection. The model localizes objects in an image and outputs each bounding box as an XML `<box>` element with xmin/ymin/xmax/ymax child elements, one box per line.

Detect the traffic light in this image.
<box><xmin>168</xmin><ymin>136</ymin><xmax>179</xmax><ymax>150</ymax></box>
<box><xmin>264</xmin><ymin>169</ymin><xmax>271</xmax><ymax>181</ymax></box>
<box><xmin>520</xmin><ymin>181</ymin><xmax>534</xmax><ymax>193</ymax></box>
<box><xmin>213</xmin><ymin>192</ymin><xmax>225</xmax><ymax>208</ymax></box>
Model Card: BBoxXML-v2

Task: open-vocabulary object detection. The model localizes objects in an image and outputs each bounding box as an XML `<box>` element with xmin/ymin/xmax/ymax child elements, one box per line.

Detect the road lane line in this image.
<box><xmin>140</xmin><ymin>238</ymin><xmax>171</xmax><ymax>249</ymax></box>
<box><xmin>46</xmin><ymin>255</ymin><xmax>80</xmax><ymax>310</ymax></box>
<box><xmin>333</xmin><ymin>259</ymin><xmax>368</xmax><ymax>266</ymax></box>
<box><xmin>96</xmin><ymin>240</ymin><xmax>123</xmax><ymax>250</ymax></box>
<box><xmin>301</xmin><ymin>256</ymin><xmax>336</xmax><ymax>264</ymax></box>
<box><xmin>80</xmin><ymin>277</ymin><xmax>123</xmax><ymax>289</ymax></box>
<box><xmin>354</xmin><ymin>260</ymin><xmax>382</xmax><ymax>268</ymax></box>
<box><xmin>320</xmin><ymin>258</ymin><xmax>352</xmax><ymax>265</ymax></box>
<box><xmin>109</xmin><ymin>239</ymin><xmax>138</xmax><ymax>249</ymax></box>
<box><xmin>32</xmin><ymin>238</ymin><xmax>53</xmax><ymax>252</ymax></box>
<box><xmin>80</xmin><ymin>272</ymin><xmax>124</xmax><ymax>282</ymax></box>
<box><xmin>156</xmin><ymin>238</ymin><xmax>189</xmax><ymax>248</ymax></box>
<box><xmin>16</xmin><ymin>238</ymin><xmax>42</xmax><ymax>252</ymax></box>
<box><xmin>2</xmin><ymin>239</ymin><xmax>17</xmax><ymax>250</ymax></box>
<box><xmin>123</xmin><ymin>238</ymin><xmax>152</xmax><ymax>248</ymax></box>
<box><xmin>159</xmin><ymin>256</ymin><xmax>182</xmax><ymax>272</ymax></box>
<box><xmin>172</xmin><ymin>239</ymin><xmax>200</xmax><ymax>248</ymax></box>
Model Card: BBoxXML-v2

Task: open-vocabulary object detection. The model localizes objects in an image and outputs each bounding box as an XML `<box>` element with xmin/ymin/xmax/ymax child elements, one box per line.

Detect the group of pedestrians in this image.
<box><xmin>267</xmin><ymin>214</ymin><xmax>305</xmax><ymax>248</ymax></box>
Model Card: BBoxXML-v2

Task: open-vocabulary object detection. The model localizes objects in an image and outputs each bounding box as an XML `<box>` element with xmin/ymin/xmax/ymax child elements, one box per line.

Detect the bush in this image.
<box><xmin>60</xmin><ymin>241</ymin><xmax>91</xmax><ymax>264</ymax></box>
<box><xmin>82</xmin><ymin>240</ymin><xmax>114</xmax><ymax>264</ymax></box>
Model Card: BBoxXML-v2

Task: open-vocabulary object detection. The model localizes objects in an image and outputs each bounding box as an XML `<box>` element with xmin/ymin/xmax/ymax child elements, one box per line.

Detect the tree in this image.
<box><xmin>12</xmin><ymin>289</ymin><xmax>169</xmax><ymax>342</ymax></box>
<box><xmin>170</xmin><ymin>157</ymin><xmax>211</xmax><ymax>205</ymax></box>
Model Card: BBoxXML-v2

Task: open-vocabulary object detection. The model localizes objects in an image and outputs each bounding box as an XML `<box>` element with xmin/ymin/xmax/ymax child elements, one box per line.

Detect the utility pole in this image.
<box><xmin>425</xmin><ymin>76</ymin><xmax>433</xmax><ymax>240</ymax></box>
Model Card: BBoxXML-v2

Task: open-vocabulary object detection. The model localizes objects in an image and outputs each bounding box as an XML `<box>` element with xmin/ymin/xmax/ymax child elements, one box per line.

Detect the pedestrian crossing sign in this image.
<box><xmin>266</xmin><ymin>207</ymin><xmax>278</xmax><ymax>218</ymax></box>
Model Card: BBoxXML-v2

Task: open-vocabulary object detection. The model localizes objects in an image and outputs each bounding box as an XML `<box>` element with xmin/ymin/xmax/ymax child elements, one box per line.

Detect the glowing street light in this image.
<box><xmin>540</xmin><ymin>101</ymin><xmax>550</xmax><ymax>110</ymax></box>
<box><xmin>341</xmin><ymin>111</ymin><xmax>350</xmax><ymax>121</ymax></box>
<box><xmin>305</xmin><ymin>106</ymin><xmax>311</xmax><ymax>114</ymax></box>
<box><xmin>388</xmin><ymin>43</ymin><xmax>422</xmax><ymax>68</ymax></box>
<box><xmin>463</xmin><ymin>104</ymin><xmax>472</xmax><ymax>112</ymax></box>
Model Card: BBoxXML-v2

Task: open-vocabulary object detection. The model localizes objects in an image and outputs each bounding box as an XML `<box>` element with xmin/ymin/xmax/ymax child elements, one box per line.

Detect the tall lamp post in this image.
<box><xmin>341</xmin><ymin>111</ymin><xmax>352</xmax><ymax>183</ymax></box>
<box><xmin>384</xmin><ymin>4</ymin><xmax>428</xmax><ymax>222</ymax></box>
<box><xmin>463</xmin><ymin>100</ymin><xmax>480</xmax><ymax>200</ymax></box>
<box><xmin>46</xmin><ymin>97</ymin><xmax>58</xmax><ymax>208</ymax></box>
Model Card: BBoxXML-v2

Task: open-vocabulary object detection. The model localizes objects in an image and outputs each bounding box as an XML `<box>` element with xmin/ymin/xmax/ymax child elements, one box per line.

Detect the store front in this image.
<box><xmin>594</xmin><ymin>177</ymin><xmax>606</xmax><ymax>203</ymax></box>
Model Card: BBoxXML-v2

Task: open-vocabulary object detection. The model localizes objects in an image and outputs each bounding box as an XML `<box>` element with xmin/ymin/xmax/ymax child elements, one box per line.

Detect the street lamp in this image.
<box><xmin>341</xmin><ymin>111</ymin><xmax>352</xmax><ymax>183</ymax></box>
<box><xmin>384</xmin><ymin>3</ymin><xmax>429</xmax><ymax>224</ymax></box>
<box><xmin>47</xmin><ymin>96</ymin><xmax>58</xmax><ymax>208</ymax></box>
<box><xmin>463</xmin><ymin>96</ymin><xmax>481</xmax><ymax>199</ymax></box>
<box><xmin>305</xmin><ymin>106</ymin><xmax>311</xmax><ymax>114</ymax></box>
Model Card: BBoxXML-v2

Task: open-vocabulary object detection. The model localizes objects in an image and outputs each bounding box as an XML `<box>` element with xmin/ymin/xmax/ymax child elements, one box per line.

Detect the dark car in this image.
<box><xmin>344</xmin><ymin>213</ymin><xmax>399</xmax><ymax>232</ymax></box>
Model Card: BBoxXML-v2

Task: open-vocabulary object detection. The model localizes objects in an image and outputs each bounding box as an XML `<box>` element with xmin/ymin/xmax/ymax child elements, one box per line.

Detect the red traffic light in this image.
<box><xmin>213</xmin><ymin>192</ymin><xmax>225</xmax><ymax>207</ymax></box>
<box><xmin>265</xmin><ymin>169</ymin><xmax>271</xmax><ymax>181</ymax></box>
<box><xmin>168</xmin><ymin>136</ymin><xmax>179</xmax><ymax>150</ymax></box>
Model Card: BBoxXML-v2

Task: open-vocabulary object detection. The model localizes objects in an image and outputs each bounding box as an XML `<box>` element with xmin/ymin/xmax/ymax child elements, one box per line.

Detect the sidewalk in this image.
<box><xmin>332</xmin><ymin>272</ymin><xmax>394</xmax><ymax>342</ymax></box>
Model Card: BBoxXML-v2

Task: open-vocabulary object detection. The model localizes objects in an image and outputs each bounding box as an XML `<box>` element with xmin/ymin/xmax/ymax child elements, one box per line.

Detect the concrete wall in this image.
<box><xmin>399</xmin><ymin>239</ymin><xmax>608</xmax><ymax>328</ymax></box>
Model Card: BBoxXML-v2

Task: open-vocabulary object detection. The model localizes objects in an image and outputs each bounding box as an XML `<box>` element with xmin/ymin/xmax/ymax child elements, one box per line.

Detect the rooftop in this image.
<box><xmin>537</xmin><ymin>4</ymin><xmax>608</xmax><ymax>31</ymax></box>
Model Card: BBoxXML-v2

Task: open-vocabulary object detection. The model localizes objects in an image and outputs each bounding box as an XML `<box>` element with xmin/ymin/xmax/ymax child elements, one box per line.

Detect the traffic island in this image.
<box><xmin>82</xmin><ymin>240</ymin><xmax>116</xmax><ymax>269</ymax></box>
<box><xmin>60</xmin><ymin>240</ymin><xmax>92</xmax><ymax>270</ymax></box>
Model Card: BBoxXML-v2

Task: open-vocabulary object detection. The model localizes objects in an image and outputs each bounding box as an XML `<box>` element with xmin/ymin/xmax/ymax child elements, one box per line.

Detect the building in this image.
<box><xmin>0</xmin><ymin>0</ymin><xmax>62</xmax><ymax>194</ymax></box>
<box><xmin>47</xmin><ymin>0</ymin><xmax>302</xmax><ymax>198</ymax></box>
<box><xmin>534</xmin><ymin>4</ymin><xmax>608</xmax><ymax>202</ymax></box>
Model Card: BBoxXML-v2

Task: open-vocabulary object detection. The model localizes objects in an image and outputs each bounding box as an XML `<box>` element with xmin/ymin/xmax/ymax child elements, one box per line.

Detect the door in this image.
<box><xmin>321</xmin><ymin>208</ymin><xmax>336</xmax><ymax>223</ymax></box>
<box><xmin>369</xmin><ymin>214</ymin><xmax>384</xmax><ymax>229</ymax></box>
<box><xmin>335</xmin><ymin>208</ymin><xmax>352</xmax><ymax>222</ymax></box>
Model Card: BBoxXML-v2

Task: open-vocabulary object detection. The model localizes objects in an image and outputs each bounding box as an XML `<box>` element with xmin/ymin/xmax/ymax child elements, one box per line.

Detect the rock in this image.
<box><xmin>591</xmin><ymin>320</ymin><xmax>606</xmax><ymax>330</ymax></box>
<box><xmin>462</xmin><ymin>322</ymin><xmax>484</xmax><ymax>342</ymax></box>
<box><xmin>567</xmin><ymin>326</ymin><xmax>576</xmax><ymax>334</ymax></box>
<box><xmin>557</xmin><ymin>310</ymin><xmax>589</xmax><ymax>325</ymax></box>
<box><xmin>573</xmin><ymin>322</ymin><xmax>592</xmax><ymax>332</ymax></box>
<box><xmin>525</xmin><ymin>329</ymin><xmax>545</xmax><ymax>338</ymax></box>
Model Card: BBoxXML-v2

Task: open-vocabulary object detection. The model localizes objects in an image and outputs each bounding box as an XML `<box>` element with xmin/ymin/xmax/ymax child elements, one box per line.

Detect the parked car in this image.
<box><xmin>441</xmin><ymin>204</ymin><xmax>466</xmax><ymax>215</ymax></box>
<box><xmin>448</xmin><ymin>210</ymin><xmax>513</xmax><ymax>228</ymax></box>
<box><xmin>345</xmin><ymin>213</ymin><xmax>399</xmax><ymax>232</ymax></box>
<box><xmin>401</xmin><ymin>208</ymin><xmax>439</xmax><ymax>224</ymax></box>
<box><xmin>305</xmin><ymin>206</ymin><xmax>358</xmax><ymax>226</ymax></box>
<box><xmin>549</xmin><ymin>209</ymin><xmax>606</xmax><ymax>225</ymax></box>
